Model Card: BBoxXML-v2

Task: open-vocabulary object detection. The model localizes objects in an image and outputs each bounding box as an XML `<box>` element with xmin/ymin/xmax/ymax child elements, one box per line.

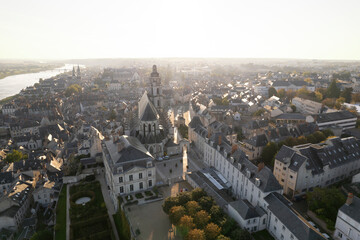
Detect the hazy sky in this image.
<box><xmin>1</xmin><ymin>0</ymin><xmax>360</xmax><ymax>60</ymax></box>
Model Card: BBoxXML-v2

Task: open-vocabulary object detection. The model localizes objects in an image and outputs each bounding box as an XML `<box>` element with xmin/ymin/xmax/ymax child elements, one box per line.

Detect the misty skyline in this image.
<box><xmin>1</xmin><ymin>0</ymin><xmax>360</xmax><ymax>60</ymax></box>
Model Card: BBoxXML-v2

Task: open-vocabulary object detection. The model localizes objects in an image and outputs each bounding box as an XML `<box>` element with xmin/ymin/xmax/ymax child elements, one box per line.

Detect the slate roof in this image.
<box><xmin>339</xmin><ymin>195</ymin><xmax>360</xmax><ymax>224</ymax></box>
<box><xmin>265</xmin><ymin>192</ymin><xmax>324</xmax><ymax>240</ymax></box>
<box><xmin>245</xmin><ymin>134</ymin><xmax>268</xmax><ymax>147</ymax></box>
<box><xmin>275</xmin><ymin>113</ymin><xmax>306</xmax><ymax>120</ymax></box>
<box><xmin>315</xmin><ymin>110</ymin><xmax>356</xmax><ymax>123</ymax></box>
<box><xmin>229</xmin><ymin>199</ymin><xmax>260</xmax><ymax>220</ymax></box>
<box><xmin>189</xmin><ymin>116</ymin><xmax>203</xmax><ymax>128</ymax></box>
<box><xmin>0</xmin><ymin>172</ymin><xmax>14</xmax><ymax>184</ymax></box>
<box><xmin>140</xmin><ymin>103</ymin><xmax>158</xmax><ymax>121</ymax></box>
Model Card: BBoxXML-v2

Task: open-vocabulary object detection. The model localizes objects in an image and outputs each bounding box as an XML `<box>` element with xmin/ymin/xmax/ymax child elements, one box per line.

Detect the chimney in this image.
<box><xmin>257</xmin><ymin>162</ymin><xmax>265</xmax><ymax>172</ymax></box>
<box><xmin>346</xmin><ymin>193</ymin><xmax>354</xmax><ymax>206</ymax></box>
<box><xmin>218</xmin><ymin>135</ymin><xmax>222</xmax><ymax>145</ymax></box>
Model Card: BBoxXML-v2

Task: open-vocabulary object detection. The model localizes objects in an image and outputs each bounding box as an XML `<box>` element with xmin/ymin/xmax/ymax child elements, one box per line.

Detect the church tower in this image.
<box><xmin>76</xmin><ymin>65</ymin><xmax>81</xmax><ymax>80</ymax></box>
<box><xmin>148</xmin><ymin>65</ymin><xmax>163</xmax><ymax>112</ymax></box>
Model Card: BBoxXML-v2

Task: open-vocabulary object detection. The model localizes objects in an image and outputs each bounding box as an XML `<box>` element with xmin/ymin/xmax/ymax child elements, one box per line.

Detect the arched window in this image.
<box><xmin>143</xmin><ymin>124</ymin><xmax>146</xmax><ymax>134</ymax></box>
<box><xmin>148</xmin><ymin>124</ymin><xmax>151</xmax><ymax>133</ymax></box>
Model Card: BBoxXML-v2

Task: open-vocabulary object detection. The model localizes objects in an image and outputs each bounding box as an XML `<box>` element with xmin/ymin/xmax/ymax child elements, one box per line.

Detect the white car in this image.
<box><xmin>157</xmin><ymin>157</ymin><xmax>163</xmax><ymax>161</ymax></box>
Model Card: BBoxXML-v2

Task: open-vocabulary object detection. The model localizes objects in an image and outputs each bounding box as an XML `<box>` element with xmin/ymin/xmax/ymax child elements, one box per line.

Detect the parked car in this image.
<box><xmin>157</xmin><ymin>157</ymin><xmax>163</xmax><ymax>161</ymax></box>
<box><xmin>164</xmin><ymin>156</ymin><xmax>169</xmax><ymax>160</ymax></box>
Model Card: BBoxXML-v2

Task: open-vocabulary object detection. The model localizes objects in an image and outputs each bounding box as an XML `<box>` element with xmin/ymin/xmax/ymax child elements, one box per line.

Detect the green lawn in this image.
<box><xmin>252</xmin><ymin>230</ymin><xmax>275</xmax><ymax>240</ymax></box>
<box><xmin>113</xmin><ymin>208</ymin><xmax>131</xmax><ymax>240</ymax></box>
<box><xmin>55</xmin><ymin>184</ymin><xmax>67</xmax><ymax>240</ymax></box>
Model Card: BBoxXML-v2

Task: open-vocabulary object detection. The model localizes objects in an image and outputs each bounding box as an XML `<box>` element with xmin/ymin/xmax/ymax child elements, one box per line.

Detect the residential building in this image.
<box><xmin>274</xmin><ymin>137</ymin><xmax>360</xmax><ymax>197</ymax></box>
<box><xmin>334</xmin><ymin>193</ymin><xmax>360</xmax><ymax>240</ymax></box>
<box><xmin>292</xmin><ymin>97</ymin><xmax>322</xmax><ymax>114</ymax></box>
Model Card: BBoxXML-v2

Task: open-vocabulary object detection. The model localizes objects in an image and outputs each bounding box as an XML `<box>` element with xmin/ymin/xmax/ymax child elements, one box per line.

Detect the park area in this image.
<box><xmin>55</xmin><ymin>184</ymin><xmax>67</xmax><ymax>240</ymax></box>
<box><xmin>69</xmin><ymin>181</ymin><xmax>115</xmax><ymax>240</ymax></box>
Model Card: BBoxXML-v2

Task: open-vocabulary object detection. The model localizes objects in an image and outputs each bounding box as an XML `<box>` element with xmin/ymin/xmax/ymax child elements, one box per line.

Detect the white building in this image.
<box><xmin>254</xmin><ymin>84</ymin><xmax>269</xmax><ymax>97</ymax></box>
<box><xmin>274</xmin><ymin>137</ymin><xmax>360</xmax><ymax>197</ymax></box>
<box><xmin>292</xmin><ymin>97</ymin><xmax>322</xmax><ymax>114</ymax></box>
<box><xmin>334</xmin><ymin>193</ymin><xmax>360</xmax><ymax>240</ymax></box>
<box><xmin>314</xmin><ymin>111</ymin><xmax>357</xmax><ymax>130</ymax></box>
<box><xmin>102</xmin><ymin>135</ymin><xmax>156</xmax><ymax>210</ymax></box>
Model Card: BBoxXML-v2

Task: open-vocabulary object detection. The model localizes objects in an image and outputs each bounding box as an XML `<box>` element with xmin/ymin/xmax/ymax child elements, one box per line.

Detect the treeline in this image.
<box><xmin>261</xmin><ymin>129</ymin><xmax>333</xmax><ymax>167</ymax></box>
<box><xmin>163</xmin><ymin>188</ymin><xmax>252</xmax><ymax>240</ymax></box>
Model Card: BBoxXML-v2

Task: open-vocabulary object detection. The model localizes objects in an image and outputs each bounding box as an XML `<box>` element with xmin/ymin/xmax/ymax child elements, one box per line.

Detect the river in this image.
<box><xmin>0</xmin><ymin>64</ymin><xmax>78</xmax><ymax>100</ymax></box>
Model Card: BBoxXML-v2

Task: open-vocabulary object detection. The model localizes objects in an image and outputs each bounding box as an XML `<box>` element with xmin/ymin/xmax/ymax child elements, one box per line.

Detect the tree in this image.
<box><xmin>210</xmin><ymin>205</ymin><xmax>225</xmax><ymax>225</ymax></box>
<box><xmin>277</xmin><ymin>89</ymin><xmax>285</xmax><ymax>100</ymax></box>
<box><xmin>326</xmin><ymin>79</ymin><xmax>340</xmax><ymax>98</ymax></box>
<box><xmin>313</xmin><ymin>131</ymin><xmax>326</xmax><ymax>143</ymax></box>
<box><xmin>179</xmin><ymin>215</ymin><xmax>195</xmax><ymax>235</ymax></box>
<box><xmin>220</xmin><ymin>218</ymin><xmax>237</xmax><ymax>236</ymax></box>
<box><xmin>268</xmin><ymin>87</ymin><xmax>277</xmax><ymax>97</ymax></box>
<box><xmin>261</xmin><ymin>142</ymin><xmax>278</xmax><ymax>166</ymax></box>
<box><xmin>304</xmin><ymin>78</ymin><xmax>313</xmax><ymax>84</ymax></box>
<box><xmin>340</xmin><ymin>87</ymin><xmax>353</xmax><ymax>103</ymax></box>
<box><xmin>290</xmin><ymin>104</ymin><xmax>296</xmax><ymax>112</ymax></box>
<box><xmin>163</xmin><ymin>197</ymin><xmax>179</xmax><ymax>214</ymax></box>
<box><xmin>186</xmin><ymin>201</ymin><xmax>201</xmax><ymax>216</ymax></box>
<box><xmin>30</xmin><ymin>229</ymin><xmax>53</xmax><ymax>240</ymax></box>
<box><xmin>169</xmin><ymin>206</ymin><xmax>186</xmax><ymax>225</ymax></box>
<box><xmin>4</xmin><ymin>150</ymin><xmax>27</xmax><ymax>163</ymax></box>
<box><xmin>178</xmin><ymin>192</ymin><xmax>192</xmax><ymax>206</ymax></box>
<box><xmin>230</xmin><ymin>229</ymin><xmax>252</xmax><ymax>240</ymax></box>
<box><xmin>191</xmin><ymin>188</ymin><xmax>207</xmax><ymax>201</ymax></box>
<box><xmin>109</xmin><ymin>109</ymin><xmax>117</xmax><ymax>120</ymax></box>
<box><xmin>65</xmin><ymin>84</ymin><xmax>82</xmax><ymax>97</ymax></box>
<box><xmin>199</xmin><ymin>196</ymin><xmax>215</xmax><ymax>212</ymax></box>
<box><xmin>252</xmin><ymin>109</ymin><xmax>266</xmax><ymax>117</ymax></box>
<box><xmin>352</xmin><ymin>93</ymin><xmax>360</xmax><ymax>103</ymax></box>
<box><xmin>335</xmin><ymin>97</ymin><xmax>345</xmax><ymax>109</ymax></box>
<box><xmin>194</xmin><ymin>210</ymin><xmax>210</xmax><ymax>228</ymax></box>
<box><xmin>205</xmin><ymin>223</ymin><xmax>221</xmax><ymax>240</ymax></box>
<box><xmin>285</xmin><ymin>90</ymin><xmax>296</xmax><ymax>100</ymax></box>
<box><xmin>315</xmin><ymin>91</ymin><xmax>323</xmax><ymax>102</ymax></box>
<box><xmin>186</xmin><ymin>229</ymin><xmax>206</xmax><ymax>240</ymax></box>
<box><xmin>216</xmin><ymin>235</ymin><xmax>230</xmax><ymax>240</ymax></box>
<box><xmin>322</xmin><ymin>129</ymin><xmax>334</xmax><ymax>138</ymax></box>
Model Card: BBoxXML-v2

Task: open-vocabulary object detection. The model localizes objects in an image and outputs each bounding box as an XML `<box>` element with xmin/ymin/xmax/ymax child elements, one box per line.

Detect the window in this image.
<box><xmin>290</xmin><ymin>234</ymin><xmax>294</xmax><ymax>239</ymax></box>
<box><xmin>337</xmin><ymin>232</ymin><xmax>342</xmax><ymax>238</ymax></box>
<box><xmin>149</xmin><ymin>180</ymin><xmax>152</xmax><ymax>187</ymax></box>
<box><xmin>120</xmin><ymin>186</ymin><xmax>124</xmax><ymax>193</ymax></box>
<box><xmin>148</xmin><ymin>171</ymin><xmax>152</xmax><ymax>177</ymax></box>
<box><xmin>281</xmin><ymin>234</ymin><xmax>284</xmax><ymax>240</ymax></box>
<box><xmin>139</xmin><ymin>182</ymin><xmax>143</xmax><ymax>189</ymax></box>
<box><xmin>119</xmin><ymin>177</ymin><xmax>123</xmax><ymax>183</ymax></box>
<box><xmin>263</xmin><ymin>218</ymin><xmax>266</xmax><ymax>224</ymax></box>
<box><xmin>275</xmin><ymin>218</ymin><xmax>278</xmax><ymax>223</ymax></box>
<box><xmin>130</xmin><ymin>184</ymin><xmax>134</xmax><ymax>191</ymax></box>
<box><xmin>129</xmin><ymin>175</ymin><xmax>133</xmax><ymax>181</ymax></box>
<box><xmin>282</xmin><ymin>225</ymin><xmax>285</xmax><ymax>231</ymax></box>
<box><xmin>139</xmin><ymin>173</ymin><xmax>143</xmax><ymax>179</ymax></box>
<box><xmin>290</xmin><ymin>175</ymin><xmax>293</xmax><ymax>179</ymax></box>
<box><xmin>273</xmin><ymin>226</ymin><xmax>277</xmax><ymax>231</ymax></box>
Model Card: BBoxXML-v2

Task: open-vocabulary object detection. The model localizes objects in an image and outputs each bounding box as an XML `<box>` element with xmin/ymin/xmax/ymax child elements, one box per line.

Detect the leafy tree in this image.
<box><xmin>178</xmin><ymin>192</ymin><xmax>192</xmax><ymax>206</ymax></box>
<box><xmin>305</xmin><ymin>134</ymin><xmax>317</xmax><ymax>144</ymax></box>
<box><xmin>220</xmin><ymin>218</ymin><xmax>237</xmax><ymax>236</ymax></box>
<box><xmin>304</xmin><ymin>78</ymin><xmax>313</xmax><ymax>84</ymax></box>
<box><xmin>194</xmin><ymin>210</ymin><xmax>210</xmax><ymax>229</ymax></box>
<box><xmin>205</xmin><ymin>223</ymin><xmax>221</xmax><ymax>240</ymax></box>
<box><xmin>209</xmin><ymin>205</ymin><xmax>225</xmax><ymax>225</ymax></box>
<box><xmin>307</xmin><ymin>187</ymin><xmax>346</xmax><ymax>228</ymax></box>
<box><xmin>326</xmin><ymin>79</ymin><xmax>340</xmax><ymax>98</ymax></box>
<box><xmin>313</xmin><ymin>131</ymin><xmax>326</xmax><ymax>143</ymax></box>
<box><xmin>352</xmin><ymin>93</ymin><xmax>360</xmax><ymax>103</ymax></box>
<box><xmin>163</xmin><ymin>197</ymin><xmax>179</xmax><ymax>214</ymax></box>
<box><xmin>179</xmin><ymin>215</ymin><xmax>195</xmax><ymax>235</ymax></box>
<box><xmin>187</xmin><ymin>229</ymin><xmax>206</xmax><ymax>240</ymax></box>
<box><xmin>109</xmin><ymin>109</ymin><xmax>117</xmax><ymax>120</ymax></box>
<box><xmin>340</xmin><ymin>87</ymin><xmax>353</xmax><ymax>103</ymax></box>
<box><xmin>65</xmin><ymin>84</ymin><xmax>82</xmax><ymax>97</ymax></box>
<box><xmin>261</xmin><ymin>142</ymin><xmax>278</xmax><ymax>167</ymax></box>
<box><xmin>4</xmin><ymin>150</ymin><xmax>27</xmax><ymax>163</ymax></box>
<box><xmin>199</xmin><ymin>196</ymin><xmax>215</xmax><ymax>212</ymax></box>
<box><xmin>169</xmin><ymin>206</ymin><xmax>186</xmax><ymax>225</ymax></box>
<box><xmin>322</xmin><ymin>129</ymin><xmax>334</xmax><ymax>138</ymax></box>
<box><xmin>335</xmin><ymin>97</ymin><xmax>345</xmax><ymax>109</ymax></box>
<box><xmin>191</xmin><ymin>188</ymin><xmax>207</xmax><ymax>201</ymax></box>
<box><xmin>186</xmin><ymin>201</ymin><xmax>201</xmax><ymax>216</ymax></box>
<box><xmin>252</xmin><ymin>109</ymin><xmax>266</xmax><ymax>117</ymax></box>
<box><xmin>178</xmin><ymin>124</ymin><xmax>189</xmax><ymax>139</ymax></box>
<box><xmin>230</xmin><ymin>229</ymin><xmax>252</xmax><ymax>240</ymax></box>
<box><xmin>285</xmin><ymin>90</ymin><xmax>296</xmax><ymax>100</ymax></box>
<box><xmin>30</xmin><ymin>229</ymin><xmax>53</xmax><ymax>240</ymax></box>
<box><xmin>277</xmin><ymin>89</ymin><xmax>285</xmax><ymax>100</ymax></box>
<box><xmin>216</xmin><ymin>235</ymin><xmax>230</xmax><ymax>240</ymax></box>
<box><xmin>290</xmin><ymin>104</ymin><xmax>296</xmax><ymax>112</ymax></box>
<box><xmin>268</xmin><ymin>87</ymin><xmax>277</xmax><ymax>97</ymax></box>
<box><xmin>315</xmin><ymin>91</ymin><xmax>323</xmax><ymax>102</ymax></box>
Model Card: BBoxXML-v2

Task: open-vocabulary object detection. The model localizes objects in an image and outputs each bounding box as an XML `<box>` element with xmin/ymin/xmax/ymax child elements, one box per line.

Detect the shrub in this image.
<box><xmin>135</xmin><ymin>193</ymin><xmax>144</xmax><ymax>199</ymax></box>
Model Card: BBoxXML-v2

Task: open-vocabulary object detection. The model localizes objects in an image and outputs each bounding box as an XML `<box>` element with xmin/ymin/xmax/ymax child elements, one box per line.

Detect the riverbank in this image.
<box><xmin>0</xmin><ymin>63</ymin><xmax>62</xmax><ymax>80</ymax></box>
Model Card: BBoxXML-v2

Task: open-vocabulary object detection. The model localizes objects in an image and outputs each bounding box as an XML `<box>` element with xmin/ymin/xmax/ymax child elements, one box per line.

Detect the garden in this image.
<box><xmin>55</xmin><ymin>184</ymin><xmax>67</xmax><ymax>240</ymax></box>
<box><xmin>162</xmin><ymin>188</ymin><xmax>252</xmax><ymax>240</ymax></box>
<box><xmin>69</xmin><ymin>181</ymin><xmax>115</xmax><ymax>240</ymax></box>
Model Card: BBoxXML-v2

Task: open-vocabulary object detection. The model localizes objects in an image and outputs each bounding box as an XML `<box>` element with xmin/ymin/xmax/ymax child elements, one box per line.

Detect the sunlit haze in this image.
<box><xmin>1</xmin><ymin>0</ymin><xmax>360</xmax><ymax>60</ymax></box>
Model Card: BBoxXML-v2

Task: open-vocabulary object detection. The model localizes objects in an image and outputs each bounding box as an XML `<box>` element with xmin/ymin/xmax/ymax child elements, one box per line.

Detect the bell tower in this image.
<box><xmin>149</xmin><ymin>65</ymin><xmax>163</xmax><ymax>111</ymax></box>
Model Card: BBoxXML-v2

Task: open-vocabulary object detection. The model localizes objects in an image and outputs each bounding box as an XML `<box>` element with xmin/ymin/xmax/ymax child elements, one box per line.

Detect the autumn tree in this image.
<box><xmin>205</xmin><ymin>223</ymin><xmax>221</xmax><ymax>240</ymax></box>
<box><xmin>187</xmin><ymin>229</ymin><xmax>206</xmax><ymax>240</ymax></box>
<box><xmin>340</xmin><ymin>87</ymin><xmax>353</xmax><ymax>103</ymax></box>
<box><xmin>277</xmin><ymin>89</ymin><xmax>285</xmax><ymax>100</ymax></box>
<box><xmin>195</xmin><ymin>210</ymin><xmax>210</xmax><ymax>229</ymax></box>
<box><xmin>162</xmin><ymin>197</ymin><xmax>178</xmax><ymax>214</ymax></box>
<box><xmin>210</xmin><ymin>205</ymin><xmax>225</xmax><ymax>225</ymax></box>
<box><xmin>4</xmin><ymin>150</ymin><xmax>27</xmax><ymax>163</ymax></box>
<box><xmin>230</xmin><ymin>229</ymin><xmax>252</xmax><ymax>240</ymax></box>
<box><xmin>261</xmin><ymin>142</ymin><xmax>278</xmax><ymax>167</ymax></box>
<box><xmin>186</xmin><ymin>201</ymin><xmax>201</xmax><ymax>216</ymax></box>
<box><xmin>191</xmin><ymin>188</ymin><xmax>207</xmax><ymax>201</ymax></box>
<box><xmin>179</xmin><ymin>215</ymin><xmax>195</xmax><ymax>235</ymax></box>
<box><xmin>169</xmin><ymin>206</ymin><xmax>186</xmax><ymax>225</ymax></box>
<box><xmin>199</xmin><ymin>196</ymin><xmax>215</xmax><ymax>212</ymax></box>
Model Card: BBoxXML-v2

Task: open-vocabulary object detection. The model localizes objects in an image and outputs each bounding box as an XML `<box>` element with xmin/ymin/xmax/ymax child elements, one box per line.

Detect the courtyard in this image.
<box><xmin>125</xmin><ymin>181</ymin><xmax>192</xmax><ymax>240</ymax></box>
